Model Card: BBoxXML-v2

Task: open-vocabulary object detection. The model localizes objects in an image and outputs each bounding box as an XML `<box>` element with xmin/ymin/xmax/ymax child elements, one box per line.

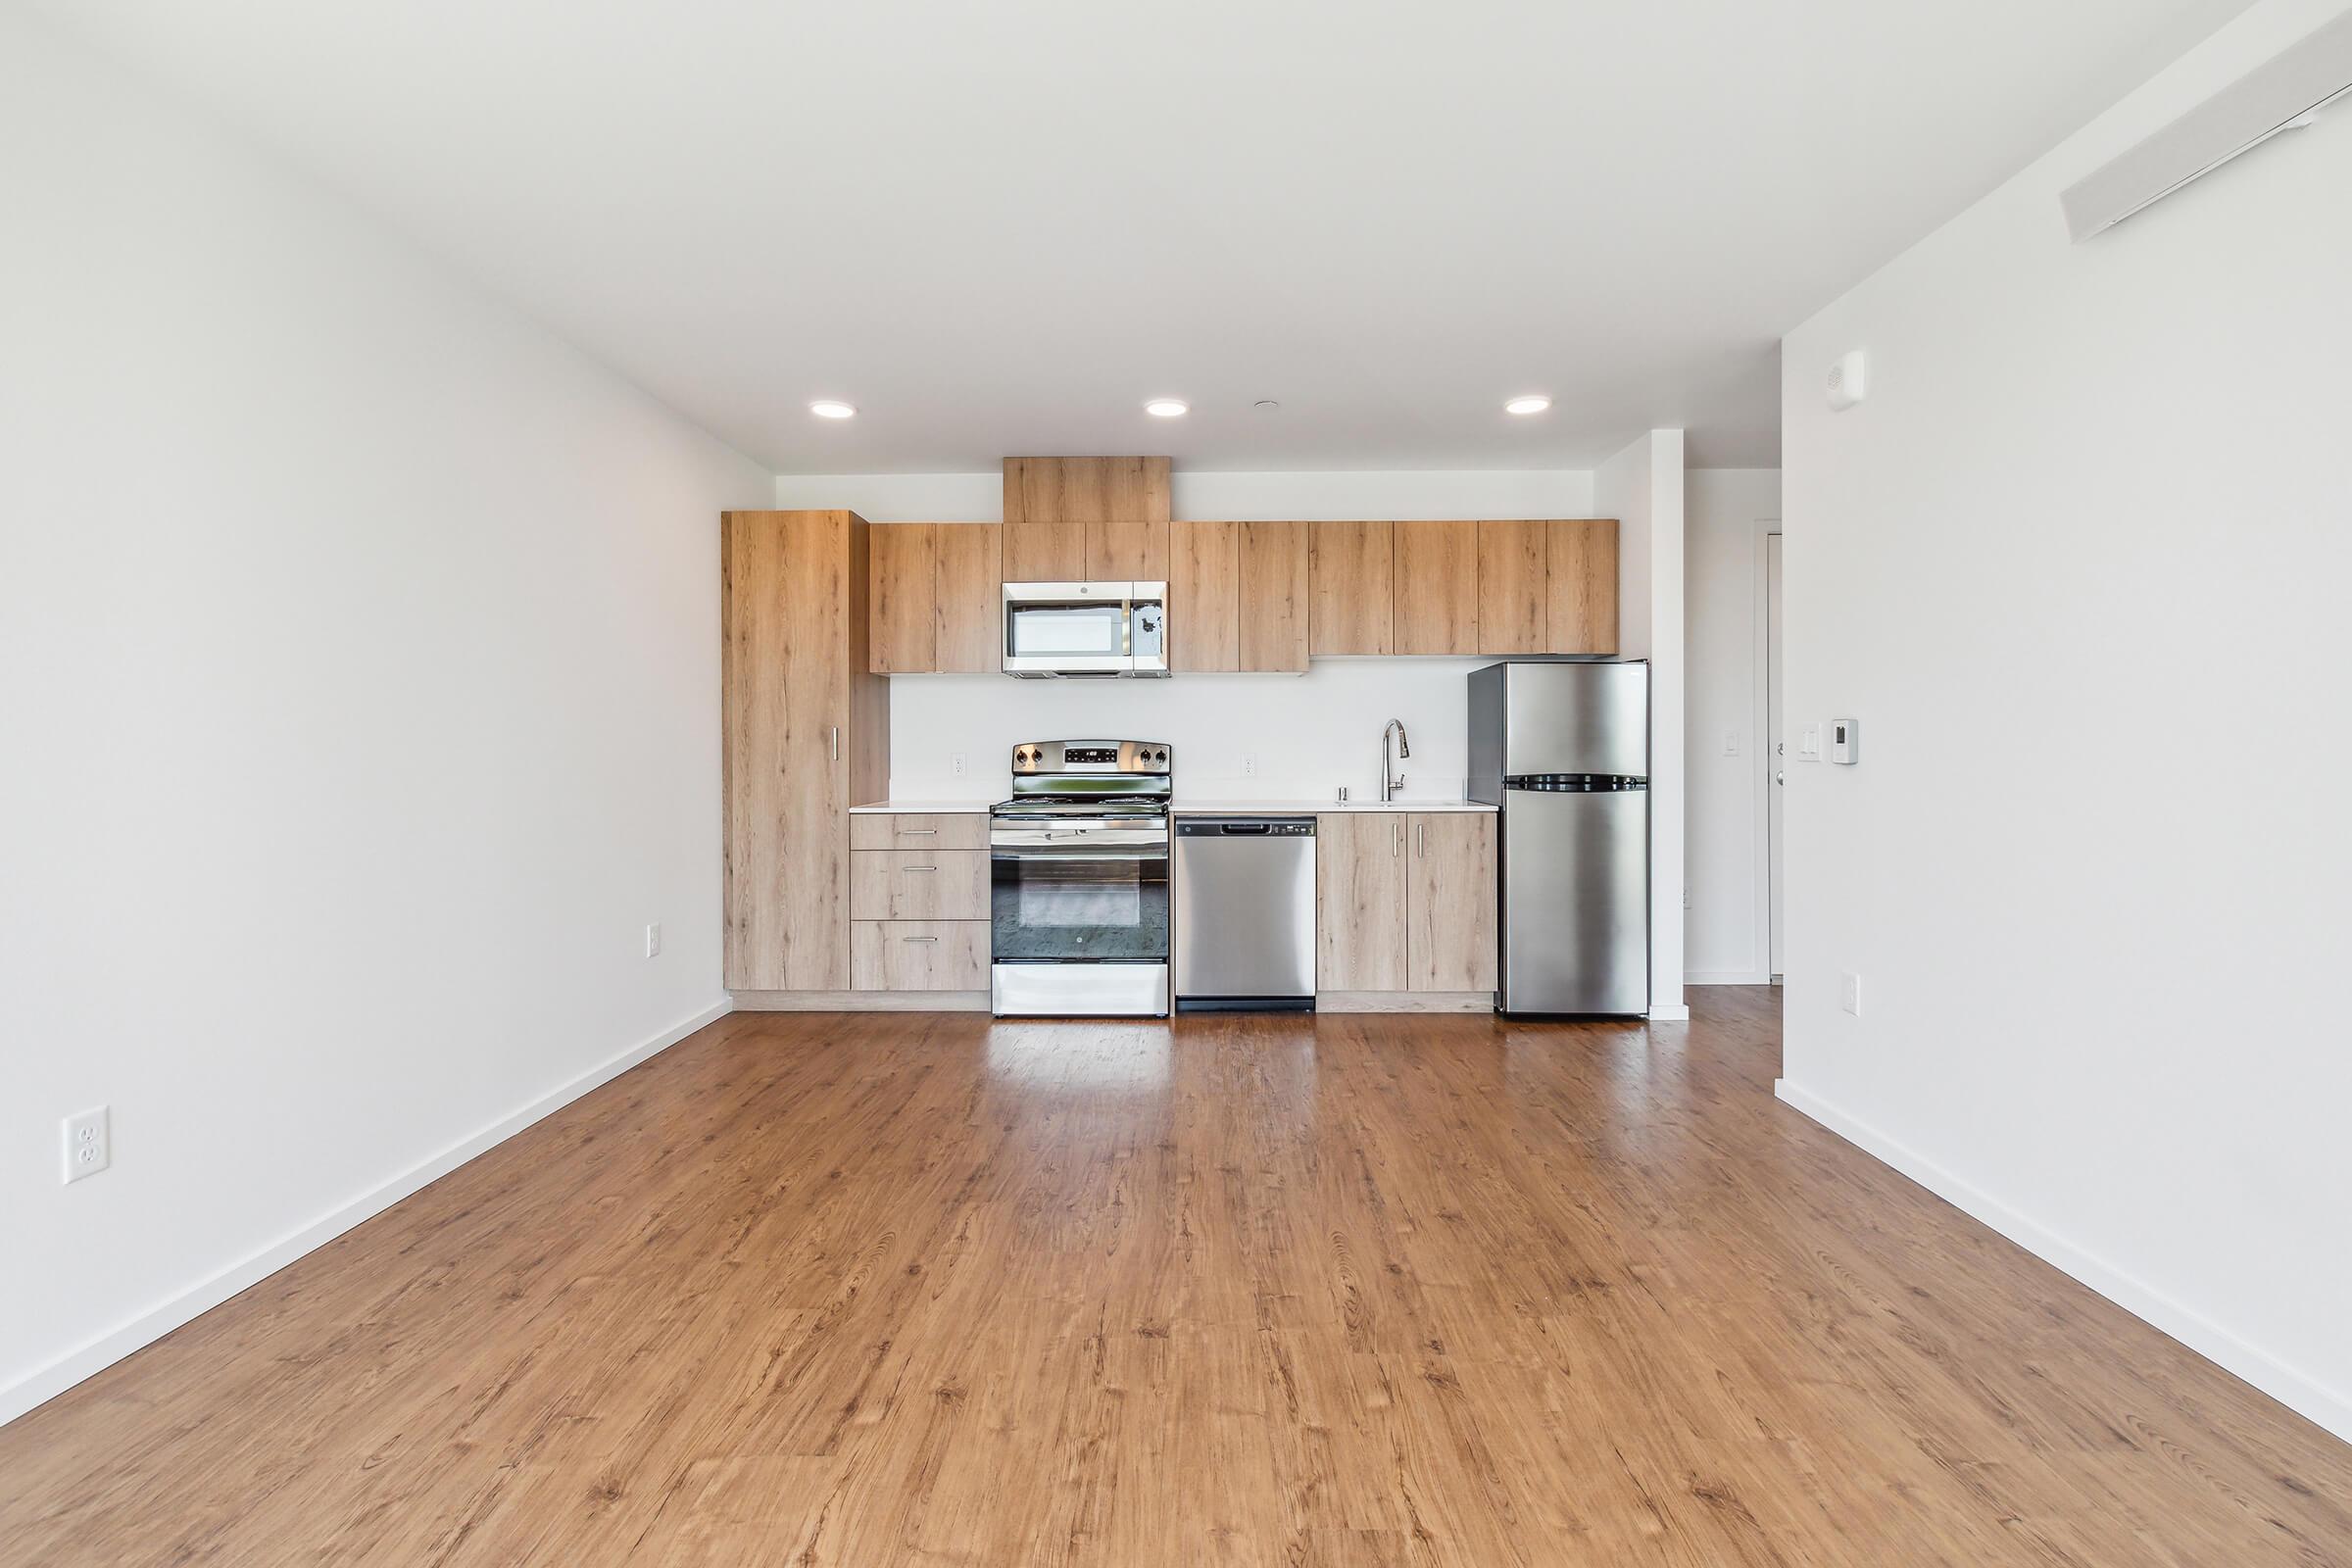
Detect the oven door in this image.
<box><xmin>991</xmin><ymin>830</ymin><xmax>1170</xmax><ymax>963</ymax></box>
<box><xmin>1003</xmin><ymin>582</ymin><xmax>1133</xmax><ymax>677</ymax></box>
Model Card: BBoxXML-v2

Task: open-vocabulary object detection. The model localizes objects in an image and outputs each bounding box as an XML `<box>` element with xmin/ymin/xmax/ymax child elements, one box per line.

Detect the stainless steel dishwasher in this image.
<box><xmin>1172</xmin><ymin>815</ymin><xmax>1317</xmax><ymax>1011</ymax></box>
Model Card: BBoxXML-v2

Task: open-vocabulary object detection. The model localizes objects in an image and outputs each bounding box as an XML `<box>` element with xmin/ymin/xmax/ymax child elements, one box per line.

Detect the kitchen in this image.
<box><xmin>722</xmin><ymin>457</ymin><xmax>1652</xmax><ymax>1021</ymax></box>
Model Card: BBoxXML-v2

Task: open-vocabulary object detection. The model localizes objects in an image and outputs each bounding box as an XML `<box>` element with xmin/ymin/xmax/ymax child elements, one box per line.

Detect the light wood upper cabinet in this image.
<box><xmin>1406</xmin><ymin>813</ymin><xmax>1497</xmax><ymax>992</ymax></box>
<box><xmin>866</xmin><ymin>524</ymin><xmax>935</xmax><ymax>675</ymax></box>
<box><xmin>932</xmin><ymin>523</ymin><xmax>1004</xmax><ymax>672</ymax></box>
<box><xmin>867</xmin><ymin>523</ymin><xmax>1003</xmax><ymax>674</ymax></box>
<box><xmin>1002</xmin><ymin>457</ymin><xmax>1169</xmax><ymax>582</ymax></box>
<box><xmin>1317</xmin><ymin>812</ymin><xmax>1409</xmax><ymax>990</ymax></box>
<box><xmin>1171</xmin><ymin>520</ymin><xmax>1240</xmax><ymax>672</ymax></box>
<box><xmin>1310</xmin><ymin>521</ymin><xmax>1395</xmax><ymax>656</ymax></box>
<box><xmin>1393</xmin><ymin>520</ymin><xmax>1481</xmax><ymax>656</ymax></box>
<box><xmin>1238</xmin><ymin>521</ymin><xmax>1311</xmax><ymax>673</ymax></box>
<box><xmin>722</xmin><ymin>510</ymin><xmax>888</xmax><ymax>992</ymax></box>
<box><xmin>1544</xmin><ymin>518</ymin><xmax>1618</xmax><ymax>655</ymax></box>
<box><xmin>1477</xmin><ymin>519</ymin><xmax>1548</xmax><ymax>655</ymax></box>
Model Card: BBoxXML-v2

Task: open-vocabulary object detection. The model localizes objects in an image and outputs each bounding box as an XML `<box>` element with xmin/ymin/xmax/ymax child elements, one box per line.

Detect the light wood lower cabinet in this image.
<box><xmin>1406</xmin><ymin>813</ymin><xmax>1497</xmax><ymax>992</ymax></box>
<box><xmin>851</xmin><ymin>851</ymin><xmax>990</xmax><ymax>920</ymax></box>
<box><xmin>1316</xmin><ymin>811</ymin><xmax>1495</xmax><ymax>998</ymax></box>
<box><xmin>1316</xmin><ymin>813</ymin><xmax>1409</xmax><ymax>991</ymax></box>
<box><xmin>852</xmin><ymin>920</ymin><xmax>991</xmax><ymax>991</ymax></box>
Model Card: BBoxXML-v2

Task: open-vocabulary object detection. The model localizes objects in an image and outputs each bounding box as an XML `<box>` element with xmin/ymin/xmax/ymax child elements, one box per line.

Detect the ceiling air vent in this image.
<box><xmin>2061</xmin><ymin>7</ymin><xmax>2352</xmax><ymax>241</ymax></box>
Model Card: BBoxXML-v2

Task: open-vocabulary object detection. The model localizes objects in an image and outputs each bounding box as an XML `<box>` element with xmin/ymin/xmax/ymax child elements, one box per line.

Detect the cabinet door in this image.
<box><xmin>1238</xmin><ymin>522</ymin><xmax>1311</xmax><ymax>673</ymax></box>
<box><xmin>1477</xmin><ymin>520</ymin><xmax>1547</xmax><ymax>655</ymax></box>
<box><xmin>1003</xmin><ymin>521</ymin><xmax>1089</xmax><ymax>582</ymax></box>
<box><xmin>867</xmin><ymin>523</ymin><xmax>936</xmax><ymax>673</ymax></box>
<box><xmin>1317</xmin><ymin>812</ymin><xmax>1409</xmax><ymax>991</ymax></box>
<box><xmin>932</xmin><ymin>523</ymin><xmax>1003</xmax><ymax>672</ymax></box>
<box><xmin>1171</xmin><ymin>520</ymin><xmax>1240</xmax><ymax>672</ymax></box>
<box><xmin>1544</xmin><ymin>518</ymin><xmax>1618</xmax><ymax>655</ymax></box>
<box><xmin>1393</xmin><ymin>520</ymin><xmax>1480</xmax><ymax>655</ymax></box>
<box><xmin>723</xmin><ymin>511</ymin><xmax>852</xmax><ymax>991</ymax></box>
<box><xmin>1310</xmin><ymin>521</ymin><xmax>1394</xmax><ymax>656</ymax></box>
<box><xmin>1090</xmin><ymin>456</ymin><xmax>1172</xmax><ymax>579</ymax></box>
<box><xmin>1407</xmin><ymin>813</ymin><xmax>1497</xmax><ymax>993</ymax></box>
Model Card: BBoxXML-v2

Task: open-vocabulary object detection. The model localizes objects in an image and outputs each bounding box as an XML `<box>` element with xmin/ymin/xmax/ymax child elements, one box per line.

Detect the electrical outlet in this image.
<box><xmin>1241</xmin><ymin>753</ymin><xmax>1258</xmax><ymax>777</ymax></box>
<box><xmin>644</xmin><ymin>922</ymin><xmax>662</xmax><ymax>958</ymax></box>
<box><xmin>1722</xmin><ymin>730</ymin><xmax>1741</xmax><ymax>758</ymax></box>
<box><xmin>950</xmin><ymin>752</ymin><xmax>967</xmax><ymax>777</ymax></box>
<box><xmin>1839</xmin><ymin>972</ymin><xmax>1863</xmax><ymax>1016</ymax></box>
<box><xmin>63</xmin><ymin>1106</ymin><xmax>109</xmax><ymax>1184</ymax></box>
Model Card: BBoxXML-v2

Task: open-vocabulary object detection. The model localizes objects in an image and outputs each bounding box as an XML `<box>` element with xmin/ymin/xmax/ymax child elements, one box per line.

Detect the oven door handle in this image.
<box><xmin>993</xmin><ymin>848</ymin><xmax>1168</xmax><ymax>863</ymax></box>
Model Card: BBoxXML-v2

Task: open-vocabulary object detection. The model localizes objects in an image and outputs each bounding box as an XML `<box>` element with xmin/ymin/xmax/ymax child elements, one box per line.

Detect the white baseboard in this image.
<box><xmin>1774</xmin><ymin>1078</ymin><xmax>2352</xmax><ymax>1443</ymax></box>
<box><xmin>0</xmin><ymin>995</ymin><xmax>734</xmax><ymax>1429</ymax></box>
<box><xmin>1684</xmin><ymin>970</ymin><xmax>1772</xmax><ymax>986</ymax></box>
<box><xmin>1645</xmin><ymin>1004</ymin><xmax>1691</xmax><ymax>1021</ymax></box>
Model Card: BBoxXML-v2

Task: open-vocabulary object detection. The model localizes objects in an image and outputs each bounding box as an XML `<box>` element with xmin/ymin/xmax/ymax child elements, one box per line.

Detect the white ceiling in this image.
<box><xmin>34</xmin><ymin>0</ymin><xmax>2254</xmax><ymax>472</ymax></box>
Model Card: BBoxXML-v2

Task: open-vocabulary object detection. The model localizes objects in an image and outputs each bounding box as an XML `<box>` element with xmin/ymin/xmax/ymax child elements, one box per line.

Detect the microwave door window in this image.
<box><xmin>1011</xmin><ymin>605</ymin><xmax>1125</xmax><ymax>657</ymax></box>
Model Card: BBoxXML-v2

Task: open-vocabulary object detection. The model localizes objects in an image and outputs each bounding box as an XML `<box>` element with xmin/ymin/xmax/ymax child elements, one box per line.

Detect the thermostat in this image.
<box><xmin>1829</xmin><ymin>718</ymin><xmax>1859</xmax><ymax>764</ymax></box>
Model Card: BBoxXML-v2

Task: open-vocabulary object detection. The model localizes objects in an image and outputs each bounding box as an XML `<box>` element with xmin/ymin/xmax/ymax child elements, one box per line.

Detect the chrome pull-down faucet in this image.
<box><xmin>1380</xmin><ymin>719</ymin><xmax>1411</xmax><ymax>803</ymax></box>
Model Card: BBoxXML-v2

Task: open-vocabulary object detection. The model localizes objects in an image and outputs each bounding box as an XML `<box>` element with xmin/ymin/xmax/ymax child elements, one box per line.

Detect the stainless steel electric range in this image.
<box><xmin>989</xmin><ymin>739</ymin><xmax>1172</xmax><ymax>1016</ymax></box>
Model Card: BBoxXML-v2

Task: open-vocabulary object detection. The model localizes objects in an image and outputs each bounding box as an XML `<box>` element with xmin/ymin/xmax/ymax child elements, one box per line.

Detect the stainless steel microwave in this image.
<box><xmin>1002</xmin><ymin>582</ymin><xmax>1168</xmax><ymax>677</ymax></box>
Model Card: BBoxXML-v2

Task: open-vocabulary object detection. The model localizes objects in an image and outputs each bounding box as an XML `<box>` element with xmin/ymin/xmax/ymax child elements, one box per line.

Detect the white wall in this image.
<box><xmin>1684</xmin><ymin>469</ymin><xmax>1783</xmax><ymax>983</ymax></box>
<box><xmin>0</xmin><ymin>11</ymin><xmax>770</xmax><ymax>1424</ymax></box>
<box><xmin>1596</xmin><ymin>432</ymin><xmax>1687</xmax><ymax>1017</ymax></box>
<box><xmin>1780</xmin><ymin>0</ymin><xmax>2352</xmax><ymax>1439</ymax></box>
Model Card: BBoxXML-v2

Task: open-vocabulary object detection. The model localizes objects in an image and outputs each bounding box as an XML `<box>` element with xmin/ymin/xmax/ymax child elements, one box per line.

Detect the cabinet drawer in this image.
<box><xmin>852</xmin><ymin>920</ymin><xmax>990</xmax><ymax>991</ymax></box>
<box><xmin>851</xmin><ymin>851</ymin><xmax>990</xmax><ymax>920</ymax></box>
<box><xmin>851</xmin><ymin>813</ymin><xmax>990</xmax><ymax>851</ymax></box>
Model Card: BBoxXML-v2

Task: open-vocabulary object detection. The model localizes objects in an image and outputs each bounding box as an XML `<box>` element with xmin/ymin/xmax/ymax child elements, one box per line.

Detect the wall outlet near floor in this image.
<box><xmin>1839</xmin><ymin>972</ymin><xmax>1863</xmax><ymax>1016</ymax></box>
<box><xmin>644</xmin><ymin>922</ymin><xmax>662</xmax><ymax>958</ymax></box>
<box><xmin>63</xmin><ymin>1106</ymin><xmax>110</xmax><ymax>1184</ymax></box>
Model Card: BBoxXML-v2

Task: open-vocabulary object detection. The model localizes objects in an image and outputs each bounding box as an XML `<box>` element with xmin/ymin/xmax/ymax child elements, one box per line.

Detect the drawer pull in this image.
<box><xmin>899</xmin><ymin>827</ymin><xmax>938</xmax><ymax>836</ymax></box>
<box><xmin>902</xmin><ymin>935</ymin><xmax>940</xmax><ymax>945</ymax></box>
<box><xmin>902</xmin><ymin>865</ymin><xmax>938</xmax><ymax>873</ymax></box>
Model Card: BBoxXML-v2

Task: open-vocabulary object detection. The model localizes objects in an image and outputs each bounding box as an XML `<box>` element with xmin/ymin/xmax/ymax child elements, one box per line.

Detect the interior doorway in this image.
<box><xmin>1764</xmin><ymin>528</ymin><xmax>1785</xmax><ymax>981</ymax></box>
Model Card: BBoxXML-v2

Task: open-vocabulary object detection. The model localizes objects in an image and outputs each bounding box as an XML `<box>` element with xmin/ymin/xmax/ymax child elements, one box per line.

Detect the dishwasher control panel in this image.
<box><xmin>1178</xmin><ymin>819</ymin><xmax>1315</xmax><ymax>836</ymax></box>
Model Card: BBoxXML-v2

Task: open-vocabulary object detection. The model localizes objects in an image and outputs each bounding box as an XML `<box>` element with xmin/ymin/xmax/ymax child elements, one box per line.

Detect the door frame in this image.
<box><xmin>1751</xmin><ymin>519</ymin><xmax>1783</xmax><ymax>985</ymax></box>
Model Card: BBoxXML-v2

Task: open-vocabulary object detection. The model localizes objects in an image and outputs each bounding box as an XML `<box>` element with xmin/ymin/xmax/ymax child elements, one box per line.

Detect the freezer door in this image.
<box><xmin>1500</xmin><ymin>662</ymin><xmax>1648</xmax><ymax>779</ymax></box>
<box><xmin>1498</xmin><ymin>788</ymin><xmax>1649</xmax><ymax>1014</ymax></box>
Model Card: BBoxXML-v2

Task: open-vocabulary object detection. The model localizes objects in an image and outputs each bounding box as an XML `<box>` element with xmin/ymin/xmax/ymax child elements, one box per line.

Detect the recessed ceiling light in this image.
<box><xmin>1504</xmin><ymin>395</ymin><xmax>1551</xmax><ymax>416</ymax></box>
<box><xmin>1144</xmin><ymin>398</ymin><xmax>1189</xmax><ymax>417</ymax></box>
<box><xmin>809</xmin><ymin>400</ymin><xmax>857</xmax><ymax>419</ymax></box>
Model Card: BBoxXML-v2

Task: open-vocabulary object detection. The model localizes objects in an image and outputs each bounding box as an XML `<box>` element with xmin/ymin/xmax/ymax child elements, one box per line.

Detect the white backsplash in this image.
<box><xmin>887</xmin><ymin>659</ymin><xmax>1492</xmax><ymax>803</ymax></box>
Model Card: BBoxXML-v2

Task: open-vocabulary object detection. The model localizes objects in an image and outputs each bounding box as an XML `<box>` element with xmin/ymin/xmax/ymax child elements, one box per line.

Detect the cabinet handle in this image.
<box><xmin>902</xmin><ymin>865</ymin><xmax>938</xmax><ymax>873</ymax></box>
<box><xmin>902</xmin><ymin>935</ymin><xmax>939</xmax><ymax>944</ymax></box>
<box><xmin>1393</xmin><ymin>821</ymin><xmax>1404</xmax><ymax>857</ymax></box>
<box><xmin>899</xmin><ymin>827</ymin><xmax>938</xmax><ymax>836</ymax></box>
<box><xmin>1416</xmin><ymin>821</ymin><xmax>1426</xmax><ymax>858</ymax></box>
<box><xmin>829</xmin><ymin>725</ymin><xmax>840</xmax><ymax>761</ymax></box>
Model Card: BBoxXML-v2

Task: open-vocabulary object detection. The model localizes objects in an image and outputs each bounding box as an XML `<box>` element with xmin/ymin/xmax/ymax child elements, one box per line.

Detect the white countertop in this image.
<box><xmin>849</xmin><ymin>797</ymin><xmax>1494</xmax><ymax>814</ymax></box>
<box><xmin>1170</xmin><ymin>798</ymin><xmax>1494</xmax><ymax>814</ymax></box>
<box><xmin>848</xmin><ymin>800</ymin><xmax>996</xmax><ymax>814</ymax></box>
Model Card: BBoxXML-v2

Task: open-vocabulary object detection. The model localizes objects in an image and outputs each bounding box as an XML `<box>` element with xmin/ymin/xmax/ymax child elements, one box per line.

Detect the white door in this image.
<box><xmin>1766</xmin><ymin>532</ymin><xmax>1786</xmax><ymax>978</ymax></box>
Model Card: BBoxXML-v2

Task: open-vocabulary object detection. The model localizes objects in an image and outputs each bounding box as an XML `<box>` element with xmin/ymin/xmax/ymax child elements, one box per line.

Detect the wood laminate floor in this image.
<box><xmin>4</xmin><ymin>989</ymin><xmax>2349</xmax><ymax>1565</ymax></box>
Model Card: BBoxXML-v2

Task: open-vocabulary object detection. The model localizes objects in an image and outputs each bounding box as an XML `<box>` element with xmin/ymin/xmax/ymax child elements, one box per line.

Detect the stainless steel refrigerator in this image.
<box><xmin>1467</xmin><ymin>661</ymin><xmax>1649</xmax><ymax>1015</ymax></box>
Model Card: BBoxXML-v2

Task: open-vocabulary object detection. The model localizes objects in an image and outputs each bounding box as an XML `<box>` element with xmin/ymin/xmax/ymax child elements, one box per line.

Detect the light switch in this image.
<box><xmin>1798</xmin><ymin>723</ymin><xmax>1823</xmax><ymax>760</ymax></box>
<box><xmin>1722</xmin><ymin>731</ymin><xmax>1741</xmax><ymax>758</ymax></box>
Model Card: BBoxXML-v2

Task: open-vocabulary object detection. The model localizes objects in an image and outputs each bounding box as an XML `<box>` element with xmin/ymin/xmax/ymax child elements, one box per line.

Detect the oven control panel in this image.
<box><xmin>1011</xmin><ymin>740</ymin><xmax>1172</xmax><ymax>773</ymax></box>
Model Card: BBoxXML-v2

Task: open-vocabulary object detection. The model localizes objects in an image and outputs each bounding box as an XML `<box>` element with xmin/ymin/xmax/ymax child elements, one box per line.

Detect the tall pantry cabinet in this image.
<box><xmin>721</xmin><ymin>511</ymin><xmax>889</xmax><ymax>993</ymax></box>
